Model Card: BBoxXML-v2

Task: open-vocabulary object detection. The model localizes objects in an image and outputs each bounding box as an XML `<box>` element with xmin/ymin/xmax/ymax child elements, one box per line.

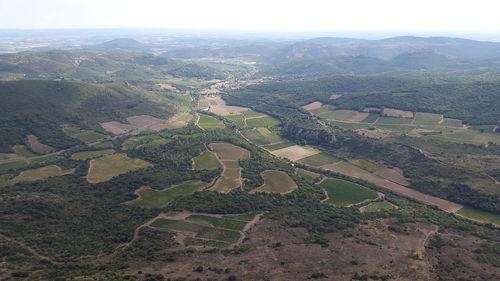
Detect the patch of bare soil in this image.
<box><xmin>126</xmin><ymin>115</ymin><xmax>164</xmax><ymax>129</ymax></box>
<box><xmin>130</xmin><ymin>219</ymin><xmax>440</xmax><ymax>281</ymax></box>
<box><xmin>363</xmin><ymin>107</ymin><xmax>381</xmax><ymax>113</ymax></box>
<box><xmin>27</xmin><ymin>135</ymin><xmax>53</xmax><ymax>154</ymax></box>
<box><xmin>208</xmin><ymin>96</ymin><xmax>249</xmax><ymax>116</ymax></box>
<box><xmin>100</xmin><ymin>121</ymin><xmax>137</xmax><ymax>135</ymax></box>
<box><xmin>374</xmin><ymin>168</ymin><xmax>410</xmax><ymax>186</ymax></box>
<box><xmin>382</xmin><ymin>108</ymin><xmax>414</xmax><ymax>118</ymax></box>
<box><xmin>320</xmin><ymin>162</ymin><xmax>463</xmax><ymax>213</ymax></box>
<box><xmin>330</xmin><ymin>94</ymin><xmax>342</xmax><ymax>99</ymax></box>
<box><xmin>301</xmin><ymin>101</ymin><xmax>323</xmax><ymax>110</ymax></box>
<box><xmin>272</xmin><ymin>145</ymin><xmax>319</xmax><ymax>161</ymax></box>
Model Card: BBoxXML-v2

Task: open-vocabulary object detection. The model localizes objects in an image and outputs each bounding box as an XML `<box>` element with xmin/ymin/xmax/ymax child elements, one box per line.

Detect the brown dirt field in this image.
<box><xmin>100</xmin><ymin>121</ymin><xmax>137</xmax><ymax>135</ymax></box>
<box><xmin>320</xmin><ymin>161</ymin><xmax>463</xmax><ymax>213</ymax></box>
<box><xmin>374</xmin><ymin>168</ymin><xmax>410</xmax><ymax>186</ymax></box>
<box><xmin>208</xmin><ymin>96</ymin><xmax>249</xmax><ymax>116</ymax></box>
<box><xmin>329</xmin><ymin>94</ymin><xmax>342</xmax><ymax>99</ymax></box>
<box><xmin>209</xmin><ymin>143</ymin><xmax>250</xmax><ymax>161</ymax></box>
<box><xmin>301</xmin><ymin>101</ymin><xmax>323</xmax><ymax>110</ymax></box>
<box><xmin>382</xmin><ymin>108</ymin><xmax>414</xmax><ymax>118</ymax></box>
<box><xmin>271</xmin><ymin>145</ymin><xmax>320</xmax><ymax>161</ymax></box>
<box><xmin>350</xmin><ymin>112</ymin><xmax>369</xmax><ymax>122</ymax></box>
<box><xmin>27</xmin><ymin>135</ymin><xmax>53</xmax><ymax>154</ymax></box>
<box><xmin>130</xmin><ymin>218</ymin><xmax>439</xmax><ymax>281</ymax></box>
<box><xmin>126</xmin><ymin>115</ymin><xmax>164</xmax><ymax>129</ymax></box>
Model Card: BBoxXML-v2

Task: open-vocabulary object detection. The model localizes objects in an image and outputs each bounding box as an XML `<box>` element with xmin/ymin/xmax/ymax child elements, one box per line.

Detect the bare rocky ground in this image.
<box><xmin>122</xmin><ymin>218</ymin><xmax>499</xmax><ymax>281</ymax></box>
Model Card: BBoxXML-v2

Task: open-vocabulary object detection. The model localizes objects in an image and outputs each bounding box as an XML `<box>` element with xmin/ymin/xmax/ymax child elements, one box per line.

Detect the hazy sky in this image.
<box><xmin>1</xmin><ymin>0</ymin><xmax>499</xmax><ymax>31</ymax></box>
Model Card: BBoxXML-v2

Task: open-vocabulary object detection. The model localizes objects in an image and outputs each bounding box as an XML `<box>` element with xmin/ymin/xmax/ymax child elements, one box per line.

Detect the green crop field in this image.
<box><xmin>90</xmin><ymin>141</ymin><xmax>113</xmax><ymax>149</ymax></box>
<box><xmin>414</xmin><ymin>112</ymin><xmax>443</xmax><ymax>124</ymax></box>
<box><xmin>10</xmin><ymin>165</ymin><xmax>75</xmax><ymax>185</ymax></box>
<box><xmin>360</xmin><ymin>113</ymin><xmax>379</xmax><ymax>123</ymax></box>
<box><xmin>62</xmin><ymin>126</ymin><xmax>106</xmax><ymax>143</ymax></box>
<box><xmin>133</xmin><ymin>180</ymin><xmax>207</xmax><ymax>208</ymax></box>
<box><xmin>225</xmin><ymin>114</ymin><xmax>246</xmax><ymax>127</ymax></box>
<box><xmin>457</xmin><ymin>207</ymin><xmax>500</xmax><ymax>225</ymax></box>
<box><xmin>196</xmin><ymin>227</ymin><xmax>241</xmax><ymax>243</ymax></box>
<box><xmin>198</xmin><ymin>114</ymin><xmax>225</xmax><ymax>130</ymax></box>
<box><xmin>222</xmin><ymin>212</ymin><xmax>259</xmax><ymax>222</ymax></box>
<box><xmin>86</xmin><ymin>153</ymin><xmax>152</xmax><ymax>183</ymax></box>
<box><xmin>241</xmin><ymin>129</ymin><xmax>271</xmax><ymax>145</ymax></box>
<box><xmin>319</xmin><ymin>178</ymin><xmax>378</xmax><ymax>207</ymax></box>
<box><xmin>295</xmin><ymin>168</ymin><xmax>321</xmax><ymax>180</ymax></box>
<box><xmin>297</xmin><ymin>152</ymin><xmax>341</xmax><ymax>167</ymax></box>
<box><xmin>193</xmin><ymin>150</ymin><xmax>222</xmax><ymax>170</ymax></box>
<box><xmin>348</xmin><ymin>159</ymin><xmax>385</xmax><ymax>173</ymax></box>
<box><xmin>252</xmin><ymin>170</ymin><xmax>298</xmax><ymax>194</ymax></box>
<box><xmin>330</xmin><ymin>110</ymin><xmax>359</xmax><ymax>121</ymax></box>
<box><xmin>71</xmin><ymin>149</ymin><xmax>114</xmax><ymax>160</ymax></box>
<box><xmin>242</xmin><ymin>110</ymin><xmax>266</xmax><ymax>118</ymax></box>
<box><xmin>360</xmin><ymin>201</ymin><xmax>396</xmax><ymax>212</ymax></box>
<box><xmin>440</xmin><ymin>118</ymin><xmax>463</xmax><ymax>127</ymax></box>
<box><xmin>12</xmin><ymin>145</ymin><xmax>36</xmax><ymax>157</ymax></box>
<box><xmin>186</xmin><ymin>215</ymin><xmax>247</xmax><ymax>230</ymax></box>
<box><xmin>246</xmin><ymin>116</ymin><xmax>280</xmax><ymax>128</ymax></box>
<box><xmin>329</xmin><ymin>121</ymin><xmax>370</xmax><ymax>130</ymax></box>
<box><xmin>151</xmin><ymin>219</ymin><xmax>208</xmax><ymax>233</ymax></box>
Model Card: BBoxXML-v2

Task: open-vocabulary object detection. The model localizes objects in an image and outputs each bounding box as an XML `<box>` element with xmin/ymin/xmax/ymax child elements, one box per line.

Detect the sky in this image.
<box><xmin>0</xmin><ymin>0</ymin><xmax>499</xmax><ymax>32</ymax></box>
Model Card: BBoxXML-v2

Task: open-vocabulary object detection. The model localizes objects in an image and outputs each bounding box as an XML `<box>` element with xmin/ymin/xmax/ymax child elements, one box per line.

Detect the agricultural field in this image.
<box><xmin>224</xmin><ymin>114</ymin><xmax>246</xmax><ymax>127</ymax></box>
<box><xmin>319</xmin><ymin>178</ymin><xmax>379</xmax><ymax>207</ymax></box>
<box><xmin>0</xmin><ymin>155</ymin><xmax>55</xmax><ymax>172</ymax></box>
<box><xmin>71</xmin><ymin>149</ymin><xmax>114</xmax><ymax>160</ymax></box>
<box><xmin>151</xmin><ymin>212</ymin><xmax>257</xmax><ymax>247</ymax></box>
<box><xmin>12</xmin><ymin>145</ymin><xmax>36</xmax><ymax>157</ymax></box>
<box><xmin>8</xmin><ymin>165</ymin><xmax>75</xmax><ymax>185</ymax></box>
<box><xmin>457</xmin><ymin>207</ymin><xmax>500</xmax><ymax>226</ymax></box>
<box><xmin>62</xmin><ymin>125</ymin><xmax>106</xmax><ymax>143</ymax></box>
<box><xmin>245</xmin><ymin>116</ymin><xmax>280</xmax><ymax>128</ymax></box>
<box><xmin>132</xmin><ymin>180</ymin><xmax>208</xmax><ymax>208</ymax></box>
<box><xmin>209</xmin><ymin>142</ymin><xmax>250</xmax><ymax>161</ymax></box>
<box><xmin>297</xmin><ymin>152</ymin><xmax>341</xmax><ymax>167</ymax></box>
<box><xmin>207</xmin><ymin>95</ymin><xmax>249</xmax><ymax>116</ymax></box>
<box><xmin>348</xmin><ymin>159</ymin><xmax>385</xmax><ymax>173</ymax></box>
<box><xmin>261</xmin><ymin>141</ymin><xmax>295</xmax><ymax>151</ymax></box>
<box><xmin>197</xmin><ymin>114</ymin><xmax>225</xmax><ymax>130</ymax></box>
<box><xmin>414</xmin><ymin>112</ymin><xmax>443</xmax><ymax>124</ymax></box>
<box><xmin>251</xmin><ymin>170</ymin><xmax>298</xmax><ymax>194</ymax></box>
<box><xmin>360</xmin><ymin>201</ymin><xmax>397</xmax><ymax>212</ymax></box>
<box><xmin>121</xmin><ymin>135</ymin><xmax>169</xmax><ymax>150</ymax></box>
<box><xmin>27</xmin><ymin>135</ymin><xmax>53</xmax><ymax>154</ymax></box>
<box><xmin>301</xmin><ymin>101</ymin><xmax>323</xmax><ymax>110</ymax></box>
<box><xmin>209</xmin><ymin>142</ymin><xmax>250</xmax><ymax>193</ymax></box>
<box><xmin>100</xmin><ymin>121</ymin><xmax>137</xmax><ymax>135</ymax></box>
<box><xmin>295</xmin><ymin>168</ymin><xmax>321</xmax><ymax>180</ymax></box>
<box><xmin>90</xmin><ymin>141</ymin><xmax>113</xmax><ymax>149</ymax></box>
<box><xmin>241</xmin><ymin>128</ymin><xmax>283</xmax><ymax>145</ymax></box>
<box><xmin>271</xmin><ymin>145</ymin><xmax>320</xmax><ymax>161</ymax></box>
<box><xmin>192</xmin><ymin>150</ymin><xmax>222</xmax><ymax>170</ymax></box>
<box><xmin>86</xmin><ymin>153</ymin><xmax>152</xmax><ymax>183</ymax></box>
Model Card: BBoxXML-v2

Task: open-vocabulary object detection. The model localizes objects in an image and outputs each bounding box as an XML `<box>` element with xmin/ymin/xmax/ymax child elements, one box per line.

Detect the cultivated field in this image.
<box><xmin>86</xmin><ymin>153</ymin><xmax>152</xmax><ymax>183</ymax></box>
<box><xmin>27</xmin><ymin>135</ymin><xmax>53</xmax><ymax>154</ymax></box>
<box><xmin>374</xmin><ymin>168</ymin><xmax>410</xmax><ymax>185</ymax></box>
<box><xmin>320</xmin><ymin>161</ymin><xmax>463</xmax><ymax>212</ymax></box>
<box><xmin>71</xmin><ymin>149</ymin><xmax>114</xmax><ymax>160</ymax></box>
<box><xmin>319</xmin><ymin>178</ymin><xmax>379</xmax><ymax>206</ymax></box>
<box><xmin>12</xmin><ymin>145</ymin><xmax>36</xmax><ymax>157</ymax></box>
<box><xmin>100</xmin><ymin>121</ymin><xmax>137</xmax><ymax>135</ymax></box>
<box><xmin>359</xmin><ymin>201</ymin><xmax>397</xmax><ymax>212</ymax></box>
<box><xmin>295</xmin><ymin>168</ymin><xmax>321</xmax><ymax>180</ymax></box>
<box><xmin>329</xmin><ymin>94</ymin><xmax>342</xmax><ymax>99</ymax></box>
<box><xmin>245</xmin><ymin>116</ymin><xmax>280</xmax><ymax>128</ymax></box>
<box><xmin>132</xmin><ymin>180</ymin><xmax>208</xmax><ymax>208</ymax></box>
<box><xmin>126</xmin><ymin>115</ymin><xmax>165</xmax><ymax>129</ymax></box>
<box><xmin>457</xmin><ymin>207</ymin><xmax>500</xmax><ymax>226</ymax></box>
<box><xmin>207</xmin><ymin>96</ymin><xmax>249</xmax><ymax>116</ymax></box>
<box><xmin>251</xmin><ymin>170</ymin><xmax>298</xmax><ymax>194</ymax></box>
<box><xmin>382</xmin><ymin>108</ymin><xmax>414</xmax><ymax>118</ymax></box>
<box><xmin>197</xmin><ymin>114</ymin><xmax>225</xmax><ymax>130</ymax></box>
<box><xmin>241</xmin><ymin>128</ymin><xmax>283</xmax><ymax>145</ymax></box>
<box><xmin>297</xmin><ymin>152</ymin><xmax>341</xmax><ymax>167</ymax></box>
<box><xmin>209</xmin><ymin>143</ymin><xmax>250</xmax><ymax>161</ymax></box>
<box><xmin>192</xmin><ymin>150</ymin><xmax>222</xmax><ymax>170</ymax></box>
<box><xmin>301</xmin><ymin>101</ymin><xmax>322</xmax><ymax>110</ymax></box>
<box><xmin>62</xmin><ymin>125</ymin><xmax>106</xmax><ymax>143</ymax></box>
<box><xmin>9</xmin><ymin>165</ymin><xmax>75</xmax><ymax>185</ymax></box>
<box><xmin>209</xmin><ymin>142</ymin><xmax>250</xmax><ymax>193</ymax></box>
<box><xmin>150</xmin><ymin>211</ymin><xmax>258</xmax><ymax>248</ymax></box>
<box><xmin>271</xmin><ymin>145</ymin><xmax>320</xmax><ymax>161</ymax></box>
